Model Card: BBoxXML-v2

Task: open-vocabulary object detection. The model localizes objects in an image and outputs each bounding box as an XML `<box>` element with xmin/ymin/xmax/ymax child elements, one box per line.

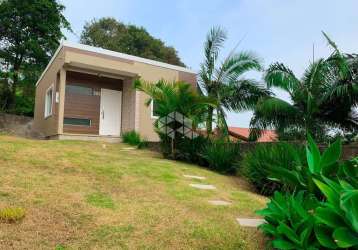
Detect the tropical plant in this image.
<box><xmin>198</xmin><ymin>26</ymin><xmax>269</xmax><ymax>135</ymax></box>
<box><xmin>250</xmin><ymin>32</ymin><xmax>358</xmax><ymax>141</ymax></box>
<box><xmin>201</xmin><ymin>139</ymin><xmax>241</xmax><ymax>174</ymax></box>
<box><xmin>257</xmin><ymin>191</ymin><xmax>320</xmax><ymax>249</ymax></box>
<box><xmin>257</xmin><ymin>135</ymin><xmax>358</xmax><ymax>249</ymax></box>
<box><xmin>80</xmin><ymin>17</ymin><xmax>185</xmax><ymax>66</ymax></box>
<box><xmin>314</xmin><ymin>178</ymin><xmax>358</xmax><ymax>249</ymax></box>
<box><xmin>134</xmin><ymin>79</ymin><xmax>217</xmax><ymax>127</ymax></box>
<box><xmin>241</xmin><ymin>142</ymin><xmax>305</xmax><ymax>196</ymax></box>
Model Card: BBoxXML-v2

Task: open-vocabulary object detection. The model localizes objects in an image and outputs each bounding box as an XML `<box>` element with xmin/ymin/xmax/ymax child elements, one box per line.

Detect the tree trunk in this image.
<box><xmin>206</xmin><ymin>106</ymin><xmax>214</xmax><ymax>135</ymax></box>
<box><xmin>8</xmin><ymin>70</ymin><xmax>18</xmax><ymax>112</ymax></box>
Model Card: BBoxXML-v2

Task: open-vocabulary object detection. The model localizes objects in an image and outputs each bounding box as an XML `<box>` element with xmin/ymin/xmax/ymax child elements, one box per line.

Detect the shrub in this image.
<box><xmin>257</xmin><ymin>136</ymin><xmax>358</xmax><ymax>249</ymax></box>
<box><xmin>122</xmin><ymin>130</ymin><xmax>147</xmax><ymax>148</ymax></box>
<box><xmin>257</xmin><ymin>191</ymin><xmax>320</xmax><ymax>249</ymax></box>
<box><xmin>201</xmin><ymin>139</ymin><xmax>241</xmax><ymax>174</ymax></box>
<box><xmin>158</xmin><ymin>132</ymin><xmax>208</xmax><ymax>164</ymax></box>
<box><xmin>241</xmin><ymin>142</ymin><xmax>305</xmax><ymax>196</ymax></box>
<box><xmin>0</xmin><ymin>207</ymin><xmax>25</xmax><ymax>223</ymax></box>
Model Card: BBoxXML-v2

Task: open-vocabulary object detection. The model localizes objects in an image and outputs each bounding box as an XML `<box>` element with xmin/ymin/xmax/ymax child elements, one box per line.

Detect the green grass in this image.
<box><xmin>0</xmin><ymin>135</ymin><xmax>267</xmax><ymax>249</ymax></box>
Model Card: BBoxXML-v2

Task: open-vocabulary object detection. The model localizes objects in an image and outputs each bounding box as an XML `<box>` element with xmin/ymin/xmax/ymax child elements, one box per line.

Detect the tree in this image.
<box><xmin>134</xmin><ymin>79</ymin><xmax>216</xmax><ymax>127</ymax></box>
<box><xmin>0</xmin><ymin>0</ymin><xmax>71</xmax><ymax>115</ymax></box>
<box><xmin>250</xmin><ymin>32</ymin><xmax>358</xmax><ymax>142</ymax></box>
<box><xmin>80</xmin><ymin>18</ymin><xmax>185</xmax><ymax>67</ymax></box>
<box><xmin>198</xmin><ymin>27</ymin><xmax>269</xmax><ymax>135</ymax></box>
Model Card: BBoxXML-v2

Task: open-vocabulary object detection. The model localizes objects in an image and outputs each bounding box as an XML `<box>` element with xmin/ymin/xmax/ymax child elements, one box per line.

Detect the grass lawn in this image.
<box><xmin>0</xmin><ymin>135</ymin><xmax>267</xmax><ymax>249</ymax></box>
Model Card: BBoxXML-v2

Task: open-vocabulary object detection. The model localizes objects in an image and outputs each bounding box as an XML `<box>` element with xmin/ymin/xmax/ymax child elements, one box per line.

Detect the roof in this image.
<box><xmin>36</xmin><ymin>40</ymin><xmax>196</xmax><ymax>86</ymax></box>
<box><xmin>228</xmin><ymin>127</ymin><xmax>277</xmax><ymax>142</ymax></box>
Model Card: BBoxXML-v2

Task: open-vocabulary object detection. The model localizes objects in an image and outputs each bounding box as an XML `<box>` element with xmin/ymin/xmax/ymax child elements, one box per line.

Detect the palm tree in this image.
<box><xmin>198</xmin><ymin>26</ymin><xmax>269</xmax><ymax>135</ymax></box>
<box><xmin>134</xmin><ymin>79</ymin><xmax>217</xmax><ymax>127</ymax></box>
<box><xmin>250</xmin><ymin>32</ymin><xmax>358</xmax><ymax>141</ymax></box>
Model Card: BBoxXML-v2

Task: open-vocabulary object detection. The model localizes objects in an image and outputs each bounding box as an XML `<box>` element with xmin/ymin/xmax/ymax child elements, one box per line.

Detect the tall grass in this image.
<box><xmin>241</xmin><ymin>142</ymin><xmax>305</xmax><ymax>196</ymax></box>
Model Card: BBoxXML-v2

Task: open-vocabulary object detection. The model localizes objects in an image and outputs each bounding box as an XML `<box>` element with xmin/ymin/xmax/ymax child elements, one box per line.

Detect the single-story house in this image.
<box><xmin>33</xmin><ymin>41</ymin><xmax>196</xmax><ymax>142</ymax></box>
<box><xmin>227</xmin><ymin>127</ymin><xmax>277</xmax><ymax>142</ymax></box>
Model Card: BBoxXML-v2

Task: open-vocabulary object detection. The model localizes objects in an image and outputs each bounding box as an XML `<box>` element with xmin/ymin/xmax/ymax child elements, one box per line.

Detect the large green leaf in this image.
<box><xmin>314</xmin><ymin>224</ymin><xmax>337</xmax><ymax>249</ymax></box>
<box><xmin>320</xmin><ymin>139</ymin><xmax>341</xmax><ymax>175</ymax></box>
<box><xmin>313</xmin><ymin>179</ymin><xmax>339</xmax><ymax>206</ymax></box>
<box><xmin>277</xmin><ymin>222</ymin><xmax>300</xmax><ymax>245</ymax></box>
<box><xmin>272</xmin><ymin>238</ymin><xmax>298</xmax><ymax>250</ymax></box>
<box><xmin>333</xmin><ymin>227</ymin><xmax>358</xmax><ymax>248</ymax></box>
<box><xmin>315</xmin><ymin>207</ymin><xmax>345</xmax><ymax>228</ymax></box>
<box><xmin>340</xmin><ymin>190</ymin><xmax>358</xmax><ymax>232</ymax></box>
<box><xmin>306</xmin><ymin>134</ymin><xmax>321</xmax><ymax>174</ymax></box>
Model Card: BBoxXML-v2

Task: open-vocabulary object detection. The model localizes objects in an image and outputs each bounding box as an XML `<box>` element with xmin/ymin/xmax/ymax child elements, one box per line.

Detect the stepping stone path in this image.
<box><xmin>236</xmin><ymin>218</ymin><xmax>265</xmax><ymax>227</ymax></box>
<box><xmin>208</xmin><ymin>200</ymin><xmax>231</xmax><ymax>206</ymax></box>
<box><xmin>183</xmin><ymin>175</ymin><xmax>206</xmax><ymax>180</ymax></box>
<box><xmin>185</xmin><ymin>174</ymin><xmax>264</xmax><ymax>226</ymax></box>
<box><xmin>189</xmin><ymin>184</ymin><xmax>216</xmax><ymax>190</ymax></box>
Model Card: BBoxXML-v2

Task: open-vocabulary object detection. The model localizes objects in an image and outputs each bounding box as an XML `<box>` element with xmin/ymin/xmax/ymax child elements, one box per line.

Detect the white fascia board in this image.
<box><xmin>62</xmin><ymin>41</ymin><xmax>196</xmax><ymax>74</ymax></box>
<box><xmin>36</xmin><ymin>41</ymin><xmax>196</xmax><ymax>87</ymax></box>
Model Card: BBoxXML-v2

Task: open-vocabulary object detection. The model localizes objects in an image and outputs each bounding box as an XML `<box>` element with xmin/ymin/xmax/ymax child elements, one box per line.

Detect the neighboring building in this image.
<box><xmin>227</xmin><ymin>127</ymin><xmax>277</xmax><ymax>142</ymax></box>
<box><xmin>33</xmin><ymin>41</ymin><xmax>196</xmax><ymax>142</ymax></box>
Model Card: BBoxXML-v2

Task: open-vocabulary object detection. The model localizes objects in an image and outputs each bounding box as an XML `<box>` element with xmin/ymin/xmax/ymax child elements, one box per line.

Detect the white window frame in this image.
<box><xmin>44</xmin><ymin>84</ymin><xmax>54</xmax><ymax>118</ymax></box>
<box><xmin>150</xmin><ymin>100</ymin><xmax>159</xmax><ymax>119</ymax></box>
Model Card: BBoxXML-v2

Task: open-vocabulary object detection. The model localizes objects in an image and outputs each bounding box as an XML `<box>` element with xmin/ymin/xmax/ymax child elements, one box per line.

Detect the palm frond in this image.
<box><xmin>220</xmin><ymin>79</ymin><xmax>270</xmax><ymax>111</ymax></box>
<box><xmin>215</xmin><ymin>51</ymin><xmax>263</xmax><ymax>85</ymax></box>
<box><xmin>264</xmin><ymin>63</ymin><xmax>300</xmax><ymax>94</ymax></box>
<box><xmin>249</xmin><ymin>97</ymin><xmax>301</xmax><ymax>140</ymax></box>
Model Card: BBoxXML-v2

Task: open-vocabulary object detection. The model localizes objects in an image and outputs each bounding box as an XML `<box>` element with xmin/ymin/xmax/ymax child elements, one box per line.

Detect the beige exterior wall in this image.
<box><xmin>34</xmin><ymin>45</ymin><xmax>196</xmax><ymax>141</ymax></box>
<box><xmin>33</xmin><ymin>48</ymin><xmax>66</xmax><ymax>137</ymax></box>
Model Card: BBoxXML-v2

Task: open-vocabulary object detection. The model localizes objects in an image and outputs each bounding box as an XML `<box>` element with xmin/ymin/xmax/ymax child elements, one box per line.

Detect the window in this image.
<box><xmin>66</xmin><ymin>85</ymin><xmax>93</xmax><ymax>96</ymax></box>
<box><xmin>151</xmin><ymin>100</ymin><xmax>160</xmax><ymax>118</ymax></box>
<box><xmin>64</xmin><ymin>117</ymin><xmax>91</xmax><ymax>126</ymax></box>
<box><xmin>44</xmin><ymin>85</ymin><xmax>53</xmax><ymax>118</ymax></box>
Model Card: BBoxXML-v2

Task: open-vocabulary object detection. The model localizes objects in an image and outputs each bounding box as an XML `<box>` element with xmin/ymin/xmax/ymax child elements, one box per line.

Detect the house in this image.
<box><xmin>33</xmin><ymin>41</ymin><xmax>196</xmax><ymax>142</ymax></box>
<box><xmin>227</xmin><ymin>127</ymin><xmax>277</xmax><ymax>142</ymax></box>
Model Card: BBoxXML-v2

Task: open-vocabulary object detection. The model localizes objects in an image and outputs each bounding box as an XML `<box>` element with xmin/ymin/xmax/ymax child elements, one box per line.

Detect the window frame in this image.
<box><xmin>44</xmin><ymin>84</ymin><xmax>54</xmax><ymax>119</ymax></box>
<box><xmin>150</xmin><ymin>99</ymin><xmax>159</xmax><ymax>119</ymax></box>
<box><xmin>63</xmin><ymin>117</ymin><xmax>92</xmax><ymax>127</ymax></box>
<box><xmin>65</xmin><ymin>84</ymin><xmax>94</xmax><ymax>96</ymax></box>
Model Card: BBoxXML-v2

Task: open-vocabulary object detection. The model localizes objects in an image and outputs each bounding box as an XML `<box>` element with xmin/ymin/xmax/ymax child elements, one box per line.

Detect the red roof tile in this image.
<box><xmin>228</xmin><ymin>127</ymin><xmax>277</xmax><ymax>142</ymax></box>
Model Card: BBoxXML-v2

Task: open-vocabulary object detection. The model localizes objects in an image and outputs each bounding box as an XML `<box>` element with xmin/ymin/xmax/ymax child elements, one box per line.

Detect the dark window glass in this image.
<box><xmin>64</xmin><ymin>117</ymin><xmax>91</xmax><ymax>126</ymax></box>
<box><xmin>66</xmin><ymin>85</ymin><xmax>93</xmax><ymax>95</ymax></box>
<box><xmin>152</xmin><ymin>100</ymin><xmax>160</xmax><ymax>117</ymax></box>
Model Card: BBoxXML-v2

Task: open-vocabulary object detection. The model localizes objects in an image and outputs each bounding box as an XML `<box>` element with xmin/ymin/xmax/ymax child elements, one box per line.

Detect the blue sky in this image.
<box><xmin>61</xmin><ymin>0</ymin><xmax>358</xmax><ymax>128</ymax></box>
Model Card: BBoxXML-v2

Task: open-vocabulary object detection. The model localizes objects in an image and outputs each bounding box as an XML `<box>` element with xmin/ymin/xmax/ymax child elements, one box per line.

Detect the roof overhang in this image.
<box><xmin>36</xmin><ymin>40</ymin><xmax>196</xmax><ymax>87</ymax></box>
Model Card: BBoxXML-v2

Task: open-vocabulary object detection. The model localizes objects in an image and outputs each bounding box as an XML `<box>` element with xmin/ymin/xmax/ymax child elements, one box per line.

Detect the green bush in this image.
<box><xmin>241</xmin><ymin>142</ymin><xmax>305</xmax><ymax>196</ymax></box>
<box><xmin>0</xmin><ymin>207</ymin><xmax>25</xmax><ymax>223</ymax></box>
<box><xmin>122</xmin><ymin>130</ymin><xmax>147</xmax><ymax>148</ymax></box>
<box><xmin>158</xmin><ymin>132</ymin><xmax>208</xmax><ymax>164</ymax></box>
<box><xmin>201</xmin><ymin>139</ymin><xmax>241</xmax><ymax>174</ymax></box>
<box><xmin>257</xmin><ymin>191</ymin><xmax>320</xmax><ymax>249</ymax></box>
<box><xmin>257</xmin><ymin>136</ymin><xmax>358</xmax><ymax>249</ymax></box>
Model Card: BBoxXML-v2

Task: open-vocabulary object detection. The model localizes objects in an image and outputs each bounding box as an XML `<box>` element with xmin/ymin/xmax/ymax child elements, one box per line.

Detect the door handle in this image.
<box><xmin>102</xmin><ymin>110</ymin><xmax>104</xmax><ymax>119</ymax></box>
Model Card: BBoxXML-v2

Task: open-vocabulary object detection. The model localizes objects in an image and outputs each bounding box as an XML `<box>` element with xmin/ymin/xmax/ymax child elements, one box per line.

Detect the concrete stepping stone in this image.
<box><xmin>189</xmin><ymin>184</ymin><xmax>216</xmax><ymax>190</ymax></box>
<box><xmin>183</xmin><ymin>175</ymin><xmax>206</xmax><ymax>180</ymax></box>
<box><xmin>208</xmin><ymin>200</ymin><xmax>231</xmax><ymax>206</ymax></box>
<box><xmin>236</xmin><ymin>218</ymin><xmax>265</xmax><ymax>227</ymax></box>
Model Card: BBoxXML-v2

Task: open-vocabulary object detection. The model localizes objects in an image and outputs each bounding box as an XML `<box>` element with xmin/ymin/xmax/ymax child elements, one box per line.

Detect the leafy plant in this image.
<box><xmin>201</xmin><ymin>139</ymin><xmax>241</xmax><ymax>174</ymax></box>
<box><xmin>313</xmin><ymin>178</ymin><xmax>358</xmax><ymax>249</ymax></box>
<box><xmin>257</xmin><ymin>191</ymin><xmax>320</xmax><ymax>249</ymax></box>
<box><xmin>122</xmin><ymin>130</ymin><xmax>148</xmax><ymax>149</ymax></box>
<box><xmin>241</xmin><ymin>142</ymin><xmax>305</xmax><ymax>196</ymax></box>
<box><xmin>257</xmin><ymin>135</ymin><xmax>358</xmax><ymax>249</ymax></box>
<box><xmin>264</xmin><ymin>135</ymin><xmax>343</xmax><ymax>196</ymax></box>
<box><xmin>0</xmin><ymin>207</ymin><xmax>25</xmax><ymax>223</ymax></box>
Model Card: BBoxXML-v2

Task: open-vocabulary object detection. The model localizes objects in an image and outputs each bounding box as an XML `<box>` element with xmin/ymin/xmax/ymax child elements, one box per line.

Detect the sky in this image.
<box><xmin>60</xmin><ymin>0</ymin><xmax>358</xmax><ymax>128</ymax></box>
